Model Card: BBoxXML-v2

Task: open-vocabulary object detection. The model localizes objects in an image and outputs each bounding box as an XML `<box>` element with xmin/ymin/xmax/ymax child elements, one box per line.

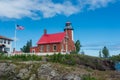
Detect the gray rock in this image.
<box><xmin>50</xmin><ymin>70</ymin><xmax>58</xmax><ymax>77</ymax></box>
<box><xmin>17</xmin><ymin>68</ymin><xmax>30</xmax><ymax>79</ymax></box>
<box><xmin>38</xmin><ymin>63</ymin><xmax>52</xmax><ymax>75</ymax></box>
<box><xmin>37</xmin><ymin>63</ymin><xmax>60</xmax><ymax>80</ymax></box>
<box><xmin>62</xmin><ymin>73</ymin><xmax>81</xmax><ymax>80</ymax></box>
<box><xmin>29</xmin><ymin>74</ymin><xmax>36</xmax><ymax>80</ymax></box>
<box><xmin>29</xmin><ymin>65</ymin><xmax>33</xmax><ymax>70</ymax></box>
<box><xmin>0</xmin><ymin>63</ymin><xmax>82</xmax><ymax>80</ymax></box>
<box><xmin>0</xmin><ymin>63</ymin><xmax>16</xmax><ymax>77</ymax></box>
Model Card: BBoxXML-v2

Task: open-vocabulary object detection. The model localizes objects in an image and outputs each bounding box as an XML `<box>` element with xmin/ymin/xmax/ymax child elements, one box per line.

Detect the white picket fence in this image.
<box><xmin>11</xmin><ymin>52</ymin><xmax>67</xmax><ymax>56</ymax></box>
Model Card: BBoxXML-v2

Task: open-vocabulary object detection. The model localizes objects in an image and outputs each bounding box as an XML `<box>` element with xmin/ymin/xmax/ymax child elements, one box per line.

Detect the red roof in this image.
<box><xmin>0</xmin><ymin>35</ymin><xmax>13</xmax><ymax>41</ymax></box>
<box><xmin>37</xmin><ymin>32</ymin><xmax>65</xmax><ymax>44</ymax></box>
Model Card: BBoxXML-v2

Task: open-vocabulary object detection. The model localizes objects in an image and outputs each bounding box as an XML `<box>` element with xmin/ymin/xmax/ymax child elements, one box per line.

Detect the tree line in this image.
<box><xmin>74</xmin><ymin>40</ymin><xmax>110</xmax><ymax>58</ymax></box>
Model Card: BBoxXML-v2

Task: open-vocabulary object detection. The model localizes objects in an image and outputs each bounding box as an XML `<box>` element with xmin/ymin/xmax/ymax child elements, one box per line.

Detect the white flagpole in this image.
<box><xmin>14</xmin><ymin>24</ymin><xmax>17</xmax><ymax>53</ymax></box>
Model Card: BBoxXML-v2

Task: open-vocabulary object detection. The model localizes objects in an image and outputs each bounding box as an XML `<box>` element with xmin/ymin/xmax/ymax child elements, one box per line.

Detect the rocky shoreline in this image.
<box><xmin>0</xmin><ymin>62</ymin><xmax>81</xmax><ymax>80</ymax></box>
<box><xmin>0</xmin><ymin>61</ymin><xmax>120</xmax><ymax>80</ymax></box>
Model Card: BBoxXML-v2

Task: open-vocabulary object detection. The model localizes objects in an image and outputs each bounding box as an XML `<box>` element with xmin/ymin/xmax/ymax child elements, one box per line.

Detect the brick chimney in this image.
<box><xmin>44</xmin><ymin>29</ymin><xmax>47</xmax><ymax>34</ymax></box>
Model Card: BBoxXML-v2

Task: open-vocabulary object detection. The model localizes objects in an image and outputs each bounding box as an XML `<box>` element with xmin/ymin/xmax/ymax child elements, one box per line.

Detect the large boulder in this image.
<box><xmin>29</xmin><ymin>74</ymin><xmax>36</xmax><ymax>80</ymax></box>
<box><xmin>37</xmin><ymin>63</ymin><xmax>61</xmax><ymax>80</ymax></box>
<box><xmin>62</xmin><ymin>73</ymin><xmax>81</xmax><ymax>80</ymax></box>
<box><xmin>16</xmin><ymin>68</ymin><xmax>30</xmax><ymax>79</ymax></box>
<box><xmin>0</xmin><ymin>63</ymin><xmax>16</xmax><ymax>77</ymax></box>
<box><xmin>37</xmin><ymin>63</ymin><xmax>81</xmax><ymax>80</ymax></box>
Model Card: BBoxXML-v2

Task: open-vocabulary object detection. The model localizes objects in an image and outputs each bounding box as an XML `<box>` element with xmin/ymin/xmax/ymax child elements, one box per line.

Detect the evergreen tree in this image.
<box><xmin>75</xmin><ymin>40</ymin><xmax>81</xmax><ymax>53</ymax></box>
<box><xmin>99</xmin><ymin>50</ymin><xmax>102</xmax><ymax>58</ymax></box>
<box><xmin>102</xmin><ymin>46</ymin><xmax>109</xmax><ymax>58</ymax></box>
<box><xmin>21</xmin><ymin>40</ymin><xmax>32</xmax><ymax>53</ymax></box>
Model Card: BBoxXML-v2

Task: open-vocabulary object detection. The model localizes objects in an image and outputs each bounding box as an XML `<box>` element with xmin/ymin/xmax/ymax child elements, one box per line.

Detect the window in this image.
<box><xmin>0</xmin><ymin>39</ymin><xmax>3</xmax><ymax>43</ymax></box>
<box><xmin>8</xmin><ymin>41</ymin><xmax>10</xmax><ymax>44</ymax></box>
<box><xmin>40</xmin><ymin>45</ymin><xmax>44</xmax><ymax>52</ymax></box>
<box><xmin>4</xmin><ymin>40</ymin><xmax>6</xmax><ymax>44</ymax></box>
<box><xmin>4</xmin><ymin>48</ymin><xmax>10</xmax><ymax>52</ymax></box>
<box><xmin>53</xmin><ymin>45</ymin><xmax>57</xmax><ymax>51</ymax></box>
<box><xmin>46</xmin><ymin>45</ymin><xmax>50</xmax><ymax>52</ymax></box>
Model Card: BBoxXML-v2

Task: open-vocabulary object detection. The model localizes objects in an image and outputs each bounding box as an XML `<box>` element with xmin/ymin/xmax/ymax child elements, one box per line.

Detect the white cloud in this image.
<box><xmin>0</xmin><ymin>0</ymin><xmax>117</xmax><ymax>20</ymax></box>
<box><xmin>86</xmin><ymin>0</ymin><xmax>115</xmax><ymax>10</ymax></box>
<box><xmin>37</xmin><ymin>0</ymin><xmax>80</xmax><ymax>18</ymax></box>
<box><xmin>0</xmin><ymin>0</ymin><xmax>38</xmax><ymax>19</ymax></box>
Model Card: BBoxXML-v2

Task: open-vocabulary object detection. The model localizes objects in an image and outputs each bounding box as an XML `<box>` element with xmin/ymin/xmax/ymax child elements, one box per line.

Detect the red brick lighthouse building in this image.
<box><xmin>30</xmin><ymin>22</ymin><xmax>75</xmax><ymax>53</ymax></box>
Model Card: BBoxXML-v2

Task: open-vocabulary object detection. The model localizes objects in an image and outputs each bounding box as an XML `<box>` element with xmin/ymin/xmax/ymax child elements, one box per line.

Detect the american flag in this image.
<box><xmin>16</xmin><ymin>25</ymin><xmax>24</xmax><ymax>30</ymax></box>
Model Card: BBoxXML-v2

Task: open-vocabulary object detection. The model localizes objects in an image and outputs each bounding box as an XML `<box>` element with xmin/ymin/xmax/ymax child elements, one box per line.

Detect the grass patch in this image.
<box><xmin>47</xmin><ymin>53</ymin><xmax>102</xmax><ymax>68</ymax></box>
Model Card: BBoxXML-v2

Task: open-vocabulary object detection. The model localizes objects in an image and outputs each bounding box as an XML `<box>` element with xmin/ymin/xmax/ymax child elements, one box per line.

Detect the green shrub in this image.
<box><xmin>11</xmin><ymin>54</ymin><xmax>42</xmax><ymax>61</ymax></box>
<box><xmin>47</xmin><ymin>53</ymin><xmax>104</xmax><ymax>70</ymax></box>
<box><xmin>0</xmin><ymin>54</ymin><xmax>42</xmax><ymax>61</ymax></box>
<box><xmin>70</xmin><ymin>51</ymin><xmax>77</xmax><ymax>54</ymax></box>
<box><xmin>110</xmin><ymin>54</ymin><xmax>120</xmax><ymax>62</ymax></box>
<box><xmin>47</xmin><ymin>53</ymin><xmax>76</xmax><ymax>65</ymax></box>
<box><xmin>0</xmin><ymin>52</ymin><xmax>4</xmax><ymax>55</ymax></box>
<box><xmin>0</xmin><ymin>53</ymin><xmax>9</xmax><ymax>60</ymax></box>
<box><xmin>82</xmin><ymin>75</ymin><xmax>97</xmax><ymax>80</ymax></box>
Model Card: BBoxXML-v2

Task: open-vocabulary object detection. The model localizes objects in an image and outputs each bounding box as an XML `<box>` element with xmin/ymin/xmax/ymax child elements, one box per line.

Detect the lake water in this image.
<box><xmin>115</xmin><ymin>62</ymin><xmax>120</xmax><ymax>71</ymax></box>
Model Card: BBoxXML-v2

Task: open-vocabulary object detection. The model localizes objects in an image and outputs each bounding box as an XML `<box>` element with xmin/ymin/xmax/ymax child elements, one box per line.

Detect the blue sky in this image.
<box><xmin>0</xmin><ymin>0</ymin><xmax>120</xmax><ymax>56</ymax></box>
